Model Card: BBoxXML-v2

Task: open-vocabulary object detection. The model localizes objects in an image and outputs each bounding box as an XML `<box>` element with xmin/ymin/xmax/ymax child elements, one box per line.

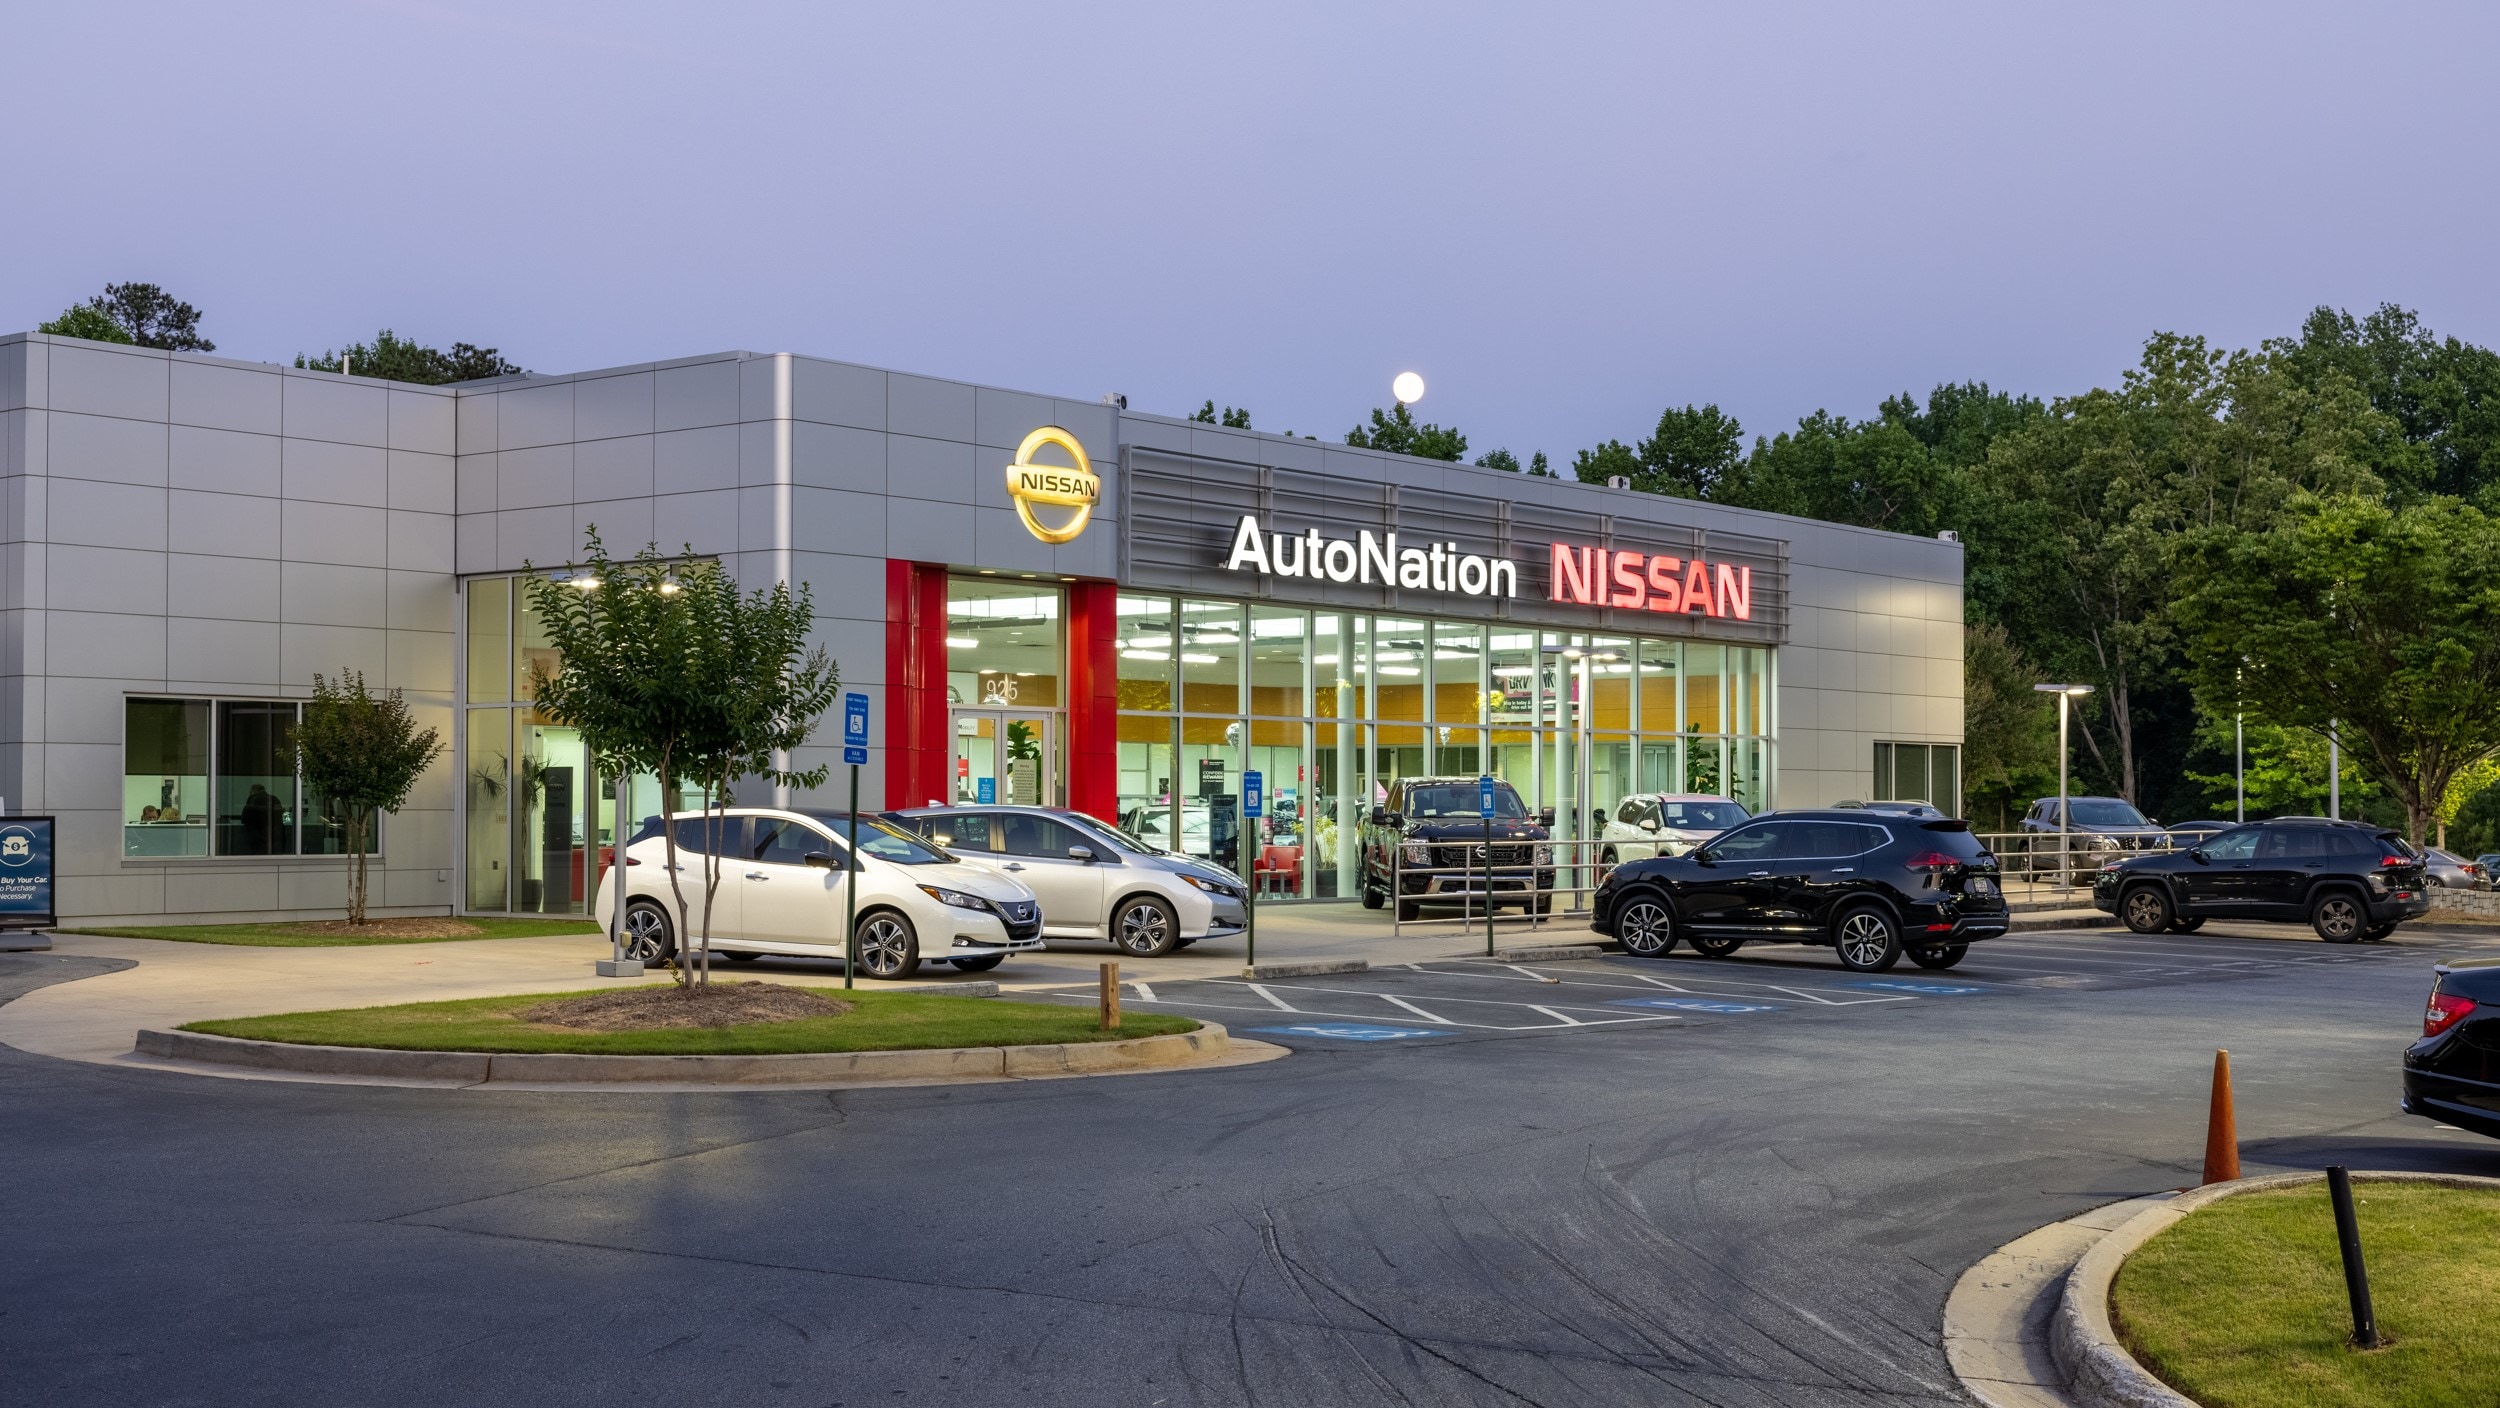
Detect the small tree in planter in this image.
<box><xmin>296</xmin><ymin>671</ymin><xmax>448</xmax><ymax>925</ymax></box>
<box><xmin>525</xmin><ymin>533</ymin><xmax>838</xmax><ymax>985</ymax></box>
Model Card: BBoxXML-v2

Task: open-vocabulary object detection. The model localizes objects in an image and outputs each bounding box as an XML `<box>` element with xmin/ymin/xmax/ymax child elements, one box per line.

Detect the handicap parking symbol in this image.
<box><xmin>1254</xmin><ymin>1024</ymin><xmax>1446</xmax><ymax>1042</ymax></box>
<box><xmin>1840</xmin><ymin>979</ymin><xmax>1986</xmax><ymax>996</ymax></box>
<box><xmin>1609</xmin><ymin>997</ymin><xmax>1776</xmax><ymax>1014</ymax></box>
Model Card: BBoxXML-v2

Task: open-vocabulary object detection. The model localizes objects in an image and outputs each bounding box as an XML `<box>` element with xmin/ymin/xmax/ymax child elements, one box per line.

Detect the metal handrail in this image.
<box><xmin>1385</xmin><ymin>837</ymin><xmax>1618</xmax><ymax>935</ymax></box>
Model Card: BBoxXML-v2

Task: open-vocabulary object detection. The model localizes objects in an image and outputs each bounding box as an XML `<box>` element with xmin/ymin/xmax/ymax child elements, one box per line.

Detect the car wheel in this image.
<box><xmin>855</xmin><ymin>910</ymin><xmax>921</xmax><ymax>979</ymax></box>
<box><xmin>2121</xmin><ymin>884</ymin><xmax>2174</xmax><ymax>935</ymax></box>
<box><xmin>2363</xmin><ymin>921</ymin><xmax>2399</xmax><ymax>942</ymax></box>
<box><xmin>1113</xmin><ymin>896</ymin><xmax>1180</xmax><ymax>958</ymax></box>
<box><xmin>1687</xmin><ymin>934</ymin><xmax>1744</xmax><ymax>958</ymax></box>
<box><xmin>2167</xmin><ymin>917</ymin><xmax>2205</xmax><ymax>934</ymax></box>
<box><xmin>722</xmin><ymin>950</ymin><xmax>760</xmax><ymax>963</ymax></box>
<box><xmin>1396</xmin><ymin>899</ymin><xmax>1421</xmax><ymax>922</ymax></box>
<box><xmin>1532</xmin><ymin>891</ymin><xmax>1553</xmax><ymax>915</ymax></box>
<box><xmin>951</xmin><ymin>955</ymin><xmax>1005</xmax><ymax>972</ymax></box>
<box><xmin>620</xmin><ymin>901</ymin><xmax>676</xmax><ymax>964</ymax></box>
<box><xmin>1359</xmin><ymin>865</ymin><xmax>1386</xmax><ymax>910</ymax></box>
<box><xmin>2310</xmin><ymin>892</ymin><xmax>2365</xmax><ymax>943</ymax></box>
<box><xmin>1908</xmin><ymin>943</ymin><xmax>1967</xmax><ymax>970</ymax></box>
<box><xmin>1615</xmin><ymin>896</ymin><xmax>1677</xmax><ymax>957</ymax></box>
<box><xmin>1833</xmin><ymin>906</ymin><xmax>1904</xmax><ymax>972</ymax></box>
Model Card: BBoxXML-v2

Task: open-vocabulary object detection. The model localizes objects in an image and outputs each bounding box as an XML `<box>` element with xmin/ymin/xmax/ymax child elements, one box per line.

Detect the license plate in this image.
<box><xmin>1967</xmin><ymin>876</ymin><xmax>1998</xmax><ymax>896</ymax></box>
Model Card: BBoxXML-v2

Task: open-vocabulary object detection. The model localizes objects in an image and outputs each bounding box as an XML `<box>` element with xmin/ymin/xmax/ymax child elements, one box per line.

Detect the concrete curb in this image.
<box><xmin>2012</xmin><ymin>912</ymin><xmax>2108</xmax><ymax>933</ymax></box>
<box><xmin>1486</xmin><ymin>944</ymin><xmax>1604</xmax><ymax>962</ymax></box>
<box><xmin>2045</xmin><ymin>1170</ymin><xmax>2500</xmax><ymax>1408</ymax></box>
<box><xmin>1241</xmin><ymin>959</ymin><xmax>1368</xmax><ymax>979</ymax></box>
<box><xmin>0</xmin><ymin>929</ymin><xmax>55</xmax><ymax>952</ymax></box>
<box><xmin>134</xmin><ymin>1021</ymin><xmax>1236</xmax><ymax>1087</ymax></box>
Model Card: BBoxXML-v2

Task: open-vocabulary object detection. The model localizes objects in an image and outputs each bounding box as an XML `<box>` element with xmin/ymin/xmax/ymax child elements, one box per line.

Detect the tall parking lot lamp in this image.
<box><xmin>2034</xmin><ymin>684</ymin><xmax>2094</xmax><ymax>887</ymax></box>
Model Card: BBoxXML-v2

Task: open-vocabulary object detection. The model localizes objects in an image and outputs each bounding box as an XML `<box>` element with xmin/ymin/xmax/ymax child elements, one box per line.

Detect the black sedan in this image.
<box><xmin>2090</xmin><ymin>818</ymin><xmax>2429</xmax><ymax>941</ymax></box>
<box><xmin>1589</xmin><ymin>810</ymin><xmax>2009</xmax><ymax>972</ymax></box>
<box><xmin>2403</xmin><ymin>959</ymin><xmax>2500</xmax><ymax>1140</ymax></box>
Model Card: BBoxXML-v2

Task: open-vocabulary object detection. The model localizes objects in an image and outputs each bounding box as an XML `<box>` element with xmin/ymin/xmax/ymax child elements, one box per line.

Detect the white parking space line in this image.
<box><xmin>1131</xmin><ymin>982</ymin><xmax>1157</xmax><ymax>1003</ymax></box>
<box><xmin>1404</xmin><ymin>960</ymin><xmax>1918</xmax><ymax>1007</ymax></box>
<box><xmin>1247</xmin><ymin>984</ymin><xmax>1299</xmax><ymax>1012</ymax></box>
<box><xmin>1381</xmin><ymin>995</ymin><xmax>1456</xmax><ymax>1025</ymax></box>
<box><xmin>1035</xmin><ymin>988</ymin><xmax>1679</xmax><ymax>1033</ymax></box>
<box><xmin>1527</xmin><ymin>1005</ymin><xmax>1585</xmax><ymax>1026</ymax></box>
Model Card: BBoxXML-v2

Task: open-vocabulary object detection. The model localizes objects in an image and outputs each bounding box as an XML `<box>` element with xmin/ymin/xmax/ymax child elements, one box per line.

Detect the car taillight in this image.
<box><xmin>1904</xmin><ymin>851</ymin><xmax>1959</xmax><ymax>874</ymax></box>
<box><xmin>2426</xmin><ymin>991</ymin><xmax>2477</xmax><ymax>1038</ymax></box>
<box><xmin>2380</xmin><ymin>854</ymin><xmax>2412</xmax><ymax>868</ymax></box>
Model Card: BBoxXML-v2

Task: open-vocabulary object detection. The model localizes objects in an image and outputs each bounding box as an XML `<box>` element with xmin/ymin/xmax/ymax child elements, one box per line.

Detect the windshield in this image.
<box><xmin>1406</xmin><ymin>783</ymin><xmax>1527</xmax><ymax>819</ymax></box>
<box><xmin>2067</xmin><ymin>800</ymin><xmax>2151</xmax><ymax>828</ymax></box>
<box><xmin>805</xmin><ymin>814</ymin><xmax>952</xmax><ymax>866</ymax></box>
<box><xmin>1659</xmin><ymin>800</ymin><xmax>1749</xmax><ymax>829</ymax></box>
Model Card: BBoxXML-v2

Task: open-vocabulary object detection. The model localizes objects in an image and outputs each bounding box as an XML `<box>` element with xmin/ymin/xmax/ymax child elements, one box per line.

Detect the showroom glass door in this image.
<box><xmin>951</xmin><ymin>709</ymin><xmax>1057</xmax><ymax>807</ymax></box>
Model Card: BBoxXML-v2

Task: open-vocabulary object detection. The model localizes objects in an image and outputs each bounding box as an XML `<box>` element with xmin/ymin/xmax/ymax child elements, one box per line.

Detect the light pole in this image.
<box><xmin>2034</xmin><ymin>684</ymin><xmax>2094</xmax><ymax>887</ymax></box>
<box><xmin>2328</xmin><ymin>718</ymin><xmax>2340</xmax><ymax>820</ymax></box>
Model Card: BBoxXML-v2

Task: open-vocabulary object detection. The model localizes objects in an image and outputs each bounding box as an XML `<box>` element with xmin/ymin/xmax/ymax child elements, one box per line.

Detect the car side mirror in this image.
<box><xmin>1641</xmin><ymin>819</ymin><xmax>1661</xmax><ymax>832</ymax></box>
<box><xmin>2189</xmin><ymin>848</ymin><xmax>2209</xmax><ymax>864</ymax></box>
<box><xmin>1067</xmin><ymin>844</ymin><xmax>1096</xmax><ymax>863</ymax></box>
<box><xmin>1592</xmin><ymin>807</ymin><xmax>1610</xmax><ymax>826</ymax></box>
<box><xmin>1536</xmin><ymin>807</ymin><xmax>1557</xmax><ymax>827</ymax></box>
<box><xmin>1369</xmin><ymin>806</ymin><xmax>1389</xmax><ymax>827</ymax></box>
<box><xmin>803</xmin><ymin>851</ymin><xmax>841</xmax><ymax>870</ymax></box>
<box><xmin>1692</xmin><ymin>850</ymin><xmax>1716</xmax><ymax>867</ymax></box>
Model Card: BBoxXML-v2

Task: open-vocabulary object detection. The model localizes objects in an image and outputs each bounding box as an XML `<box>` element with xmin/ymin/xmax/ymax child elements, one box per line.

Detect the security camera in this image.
<box><xmin>1101</xmin><ymin>392</ymin><xmax>1128</xmax><ymax>409</ymax></box>
<box><xmin>1606</xmin><ymin>475</ymin><xmax>1630</xmax><ymax>490</ymax></box>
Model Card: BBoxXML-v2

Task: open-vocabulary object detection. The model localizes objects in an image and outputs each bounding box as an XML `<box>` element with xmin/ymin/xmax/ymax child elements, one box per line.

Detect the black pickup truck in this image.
<box><xmin>1358</xmin><ymin>776</ymin><xmax>1557</xmax><ymax>922</ymax></box>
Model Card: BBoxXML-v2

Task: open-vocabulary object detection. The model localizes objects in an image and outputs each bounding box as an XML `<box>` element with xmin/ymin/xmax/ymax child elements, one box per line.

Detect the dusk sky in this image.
<box><xmin>9</xmin><ymin>2</ymin><xmax>2494</xmax><ymax>462</ymax></box>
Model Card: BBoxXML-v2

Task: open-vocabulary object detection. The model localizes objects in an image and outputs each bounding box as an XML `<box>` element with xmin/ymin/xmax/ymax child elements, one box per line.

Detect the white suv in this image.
<box><xmin>887</xmin><ymin>805</ymin><xmax>1248</xmax><ymax>958</ymax></box>
<box><xmin>597</xmin><ymin>808</ymin><xmax>1044</xmax><ymax>979</ymax></box>
<box><xmin>1596</xmin><ymin>794</ymin><xmax>1753</xmax><ymax>864</ymax></box>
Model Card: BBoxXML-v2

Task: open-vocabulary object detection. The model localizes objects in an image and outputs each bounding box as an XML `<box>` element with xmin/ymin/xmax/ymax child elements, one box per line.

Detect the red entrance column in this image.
<box><xmin>1064</xmin><ymin>581</ymin><xmax>1121</xmax><ymax>820</ymax></box>
<box><xmin>883</xmin><ymin>560</ymin><xmax>950</xmax><ymax>809</ymax></box>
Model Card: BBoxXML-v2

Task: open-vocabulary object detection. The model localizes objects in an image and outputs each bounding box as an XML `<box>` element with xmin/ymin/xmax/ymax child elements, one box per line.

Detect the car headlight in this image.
<box><xmin>918</xmin><ymin>884</ymin><xmax>989</xmax><ymax>911</ymax></box>
<box><xmin>1400</xmin><ymin>841</ymin><xmax>1432</xmax><ymax>866</ymax></box>
<box><xmin>1534</xmin><ymin>844</ymin><xmax>1553</xmax><ymax>865</ymax></box>
<box><xmin>1180</xmin><ymin>873</ymin><xmax>1241</xmax><ymax>898</ymax></box>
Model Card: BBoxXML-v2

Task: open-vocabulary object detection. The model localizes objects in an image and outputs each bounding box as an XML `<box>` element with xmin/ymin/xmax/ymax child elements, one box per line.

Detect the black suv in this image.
<box><xmin>1590</xmin><ymin>810</ymin><xmax>2008</xmax><ymax>971</ymax></box>
<box><xmin>1359</xmin><ymin>776</ymin><xmax>1556</xmax><ymax>922</ymax></box>
<box><xmin>2090</xmin><ymin>818</ymin><xmax>2429</xmax><ymax>941</ymax></box>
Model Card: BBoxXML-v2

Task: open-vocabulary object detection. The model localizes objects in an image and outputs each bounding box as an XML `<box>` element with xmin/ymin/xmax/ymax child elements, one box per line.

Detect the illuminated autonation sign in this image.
<box><xmin>1223</xmin><ymin>514</ymin><xmax>1520</xmax><ymax>598</ymax></box>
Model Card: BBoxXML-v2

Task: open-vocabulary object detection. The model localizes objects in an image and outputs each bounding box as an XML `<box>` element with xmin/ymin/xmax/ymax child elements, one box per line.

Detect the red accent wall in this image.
<box><xmin>1065</xmin><ymin>581</ymin><xmax>1122</xmax><ymax>820</ymax></box>
<box><xmin>883</xmin><ymin>560</ymin><xmax>951</xmax><ymax>809</ymax></box>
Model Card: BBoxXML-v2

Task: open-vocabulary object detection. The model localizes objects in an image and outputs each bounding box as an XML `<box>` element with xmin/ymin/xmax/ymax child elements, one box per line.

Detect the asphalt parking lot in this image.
<box><xmin>1036</xmin><ymin>922</ymin><xmax>2491</xmax><ymax>1049</ymax></box>
<box><xmin>6</xmin><ymin>919</ymin><xmax>2499</xmax><ymax>1407</ymax></box>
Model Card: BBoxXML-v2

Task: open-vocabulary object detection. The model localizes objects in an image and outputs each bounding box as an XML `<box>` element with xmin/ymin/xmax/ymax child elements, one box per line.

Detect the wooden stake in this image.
<box><xmin>1099</xmin><ymin>960</ymin><xmax>1121</xmax><ymax>1031</ymax></box>
<box><xmin>2201</xmin><ymin>1048</ymin><xmax>2239</xmax><ymax>1184</ymax></box>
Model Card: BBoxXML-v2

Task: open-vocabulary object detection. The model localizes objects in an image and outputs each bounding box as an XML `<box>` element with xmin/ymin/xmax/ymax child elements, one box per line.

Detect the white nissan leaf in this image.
<box><xmin>595</xmin><ymin>808</ymin><xmax>1044</xmax><ymax>979</ymax></box>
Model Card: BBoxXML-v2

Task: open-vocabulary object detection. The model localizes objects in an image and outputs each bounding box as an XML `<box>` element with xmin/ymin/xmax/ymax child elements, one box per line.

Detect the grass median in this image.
<box><xmin>2112</xmin><ymin>1181</ymin><xmax>2500</xmax><ymax>1408</ymax></box>
<box><xmin>183</xmin><ymin>984</ymin><xmax>1197</xmax><ymax>1056</ymax></box>
<box><xmin>68</xmin><ymin>917</ymin><xmax>604</xmax><ymax>947</ymax></box>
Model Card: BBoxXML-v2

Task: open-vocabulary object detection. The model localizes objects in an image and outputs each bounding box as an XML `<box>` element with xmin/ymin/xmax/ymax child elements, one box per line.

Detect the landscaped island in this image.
<box><xmin>182</xmin><ymin>982</ymin><xmax>1197</xmax><ymax>1056</ymax></box>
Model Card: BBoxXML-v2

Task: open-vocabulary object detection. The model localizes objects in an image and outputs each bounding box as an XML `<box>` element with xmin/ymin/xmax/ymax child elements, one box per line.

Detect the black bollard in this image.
<box><xmin>2325</xmin><ymin>1166</ymin><xmax>2381</xmax><ymax>1349</ymax></box>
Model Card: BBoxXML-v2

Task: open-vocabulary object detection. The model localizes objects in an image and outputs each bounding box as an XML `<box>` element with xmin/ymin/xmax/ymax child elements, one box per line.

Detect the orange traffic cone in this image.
<box><xmin>2201</xmin><ymin>1049</ymin><xmax>2240</xmax><ymax>1185</ymax></box>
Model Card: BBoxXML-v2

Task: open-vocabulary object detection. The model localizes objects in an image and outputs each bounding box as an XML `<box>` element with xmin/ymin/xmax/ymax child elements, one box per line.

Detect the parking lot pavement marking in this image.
<box><xmin>1131</xmin><ymin>981</ymin><xmax>1157</xmax><ymax>1003</ymax></box>
<box><xmin>1251</xmin><ymin>1024</ymin><xmax>1449</xmax><ymax>1042</ymax></box>
<box><xmin>1402</xmin><ymin>958</ymin><xmax>1922</xmax><ymax>1006</ymax></box>
<box><xmin>1381</xmin><ymin>994</ymin><xmax>1456</xmax><ymax>1026</ymax></box>
<box><xmin>1610</xmin><ymin>997</ymin><xmax>1780</xmax><ymax>1014</ymax></box>
<box><xmin>1525</xmin><ymin>1005</ymin><xmax>1586</xmax><ymax>1026</ymax></box>
<box><xmin>1838</xmin><ymin>978</ymin><xmax>1991</xmax><ymax>996</ymax></box>
<box><xmin>1246</xmin><ymin>983</ymin><xmax>1300</xmax><ymax>1011</ymax></box>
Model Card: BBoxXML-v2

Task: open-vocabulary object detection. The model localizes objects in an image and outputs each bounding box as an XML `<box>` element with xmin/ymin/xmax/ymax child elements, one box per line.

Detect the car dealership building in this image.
<box><xmin>0</xmin><ymin>332</ymin><xmax>1966</xmax><ymax>923</ymax></box>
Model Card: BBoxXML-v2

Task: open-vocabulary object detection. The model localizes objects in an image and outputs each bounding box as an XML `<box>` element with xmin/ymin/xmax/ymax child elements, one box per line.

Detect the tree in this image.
<box><xmin>1188</xmin><ymin>400</ymin><xmax>1251</xmax><ymax>428</ymax></box>
<box><xmin>50</xmin><ymin>282</ymin><xmax>214</xmax><ymax>350</ymax></box>
<box><xmin>297</xmin><ymin>329</ymin><xmax>523</xmax><ymax>384</ymax></box>
<box><xmin>2278</xmin><ymin>303</ymin><xmax>2500</xmax><ymax>502</ymax></box>
<box><xmin>1634</xmin><ymin>403</ymin><xmax>1745</xmax><ymax>498</ymax></box>
<box><xmin>2177</xmin><ymin>493</ymin><xmax>2500</xmax><ymax>847</ymax></box>
<box><xmin>1571</xmin><ymin>439</ymin><xmax>1638</xmax><ymax>485</ymax></box>
<box><xmin>524</xmin><ymin>533</ymin><xmax>839</xmax><ymax>985</ymax></box>
<box><xmin>1346</xmin><ymin>404</ymin><xmax>1466</xmax><ymax>460</ymax></box>
<box><xmin>295</xmin><ymin>671</ymin><xmax>447</xmax><ymax>925</ymax></box>
<box><xmin>1474</xmin><ymin>449</ymin><xmax>1552</xmax><ymax>476</ymax></box>
<box><xmin>35</xmin><ymin>304</ymin><xmax>133</xmax><ymax>344</ymax></box>
<box><xmin>1961</xmin><ymin>622</ymin><xmax>2055</xmax><ymax>830</ymax></box>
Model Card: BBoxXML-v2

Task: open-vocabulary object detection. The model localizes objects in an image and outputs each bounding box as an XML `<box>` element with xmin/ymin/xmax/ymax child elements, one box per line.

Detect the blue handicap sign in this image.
<box><xmin>1252</xmin><ymin>1024</ymin><xmax>1444</xmax><ymax>1042</ymax></box>
<box><xmin>843</xmin><ymin>692</ymin><xmax>870</xmax><ymax>747</ymax></box>
<box><xmin>1243</xmin><ymin>770</ymin><xmax>1264</xmax><ymax>819</ymax></box>
<box><xmin>1609</xmin><ymin>996</ymin><xmax>1776</xmax><ymax>1014</ymax></box>
<box><xmin>1840</xmin><ymin>979</ymin><xmax>1986</xmax><ymax>996</ymax></box>
<box><xmin>1478</xmin><ymin>775</ymin><xmax>1496</xmax><ymax>818</ymax></box>
<box><xmin>976</xmin><ymin>776</ymin><xmax>996</xmax><ymax>804</ymax></box>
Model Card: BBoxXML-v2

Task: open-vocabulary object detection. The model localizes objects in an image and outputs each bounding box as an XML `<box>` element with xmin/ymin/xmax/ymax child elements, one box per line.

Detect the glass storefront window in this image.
<box><xmin>1686</xmin><ymin>643</ymin><xmax>1724</xmax><ymax>735</ymax></box>
<box><xmin>1588</xmin><ymin>636</ymin><xmax>1634</xmax><ymax>733</ymax></box>
<box><xmin>1245</xmin><ymin>719</ymin><xmax>1306</xmax><ymax>897</ymax></box>
<box><xmin>950</xmin><ymin>577</ymin><xmax>1062</xmax><ymax>711</ymax></box>
<box><xmin>466</xmin><ymin>577</ymin><xmax>509</xmax><ymax>704</ymax></box>
<box><xmin>465</xmin><ymin>708</ymin><xmax>510</xmax><ymax>910</ymax></box>
<box><xmin>1432</xmin><ymin>621</ymin><xmax>1483</xmax><ymax>727</ymax></box>
<box><xmin>1487</xmin><ymin>629</ymin><xmax>1537</xmax><ymax>731</ymax></box>
<box><xmin>1177</xmin><ymin>599</ymin><xmax>1243</xmax><ymax>716</ymax></box>
<box><xmin>1177</xmin><ymin>720</ymin><xmax>1240</xmax><ymax>871</ymax></box>
<box><xmin>1639</xmin><ymin>738</ymin><xmax>1682</xmax><ymax>795</ymax></box>
<box><xmin>214</xmin><ymin>701</ymin><xmax>297</xmax><ymax>856</ymax></box>
<box><xmin>1313</xmin><ymin>614</ymin><xmax>1366</xmax><ymax>720</ymax></box>
<box><xmin>1117</xmin><ymin>594</ymin><xmax>1173</xmax><ymax>711</ymax></box>
<box><xmin>514</xmin><ymin>716</ymin><xmax>587</xmax><ymax>914</ymax></box>
<box><xmin>1638</xmin><ymin>640</ymin><xmax>1679</xmax><ymax>734</ymax></box>
<box><xmin>1373</xmin><ymin>617</ymin><xmax>1427</xmax><ymax>727</ymax></box>
<box><xmin>124</xmin><ymin>698</ymin><xmax>209</xmax><ymax>857</ymax></box>
<box><xmin>1116</xmin><ymin>714</ymin><xmax>1177</xmax><ymax>844</ymax></box>
<box><xmin>1249</xmin><ymin>607</ymin><xmax>1307</xmax><ymax>717</ymax></box>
